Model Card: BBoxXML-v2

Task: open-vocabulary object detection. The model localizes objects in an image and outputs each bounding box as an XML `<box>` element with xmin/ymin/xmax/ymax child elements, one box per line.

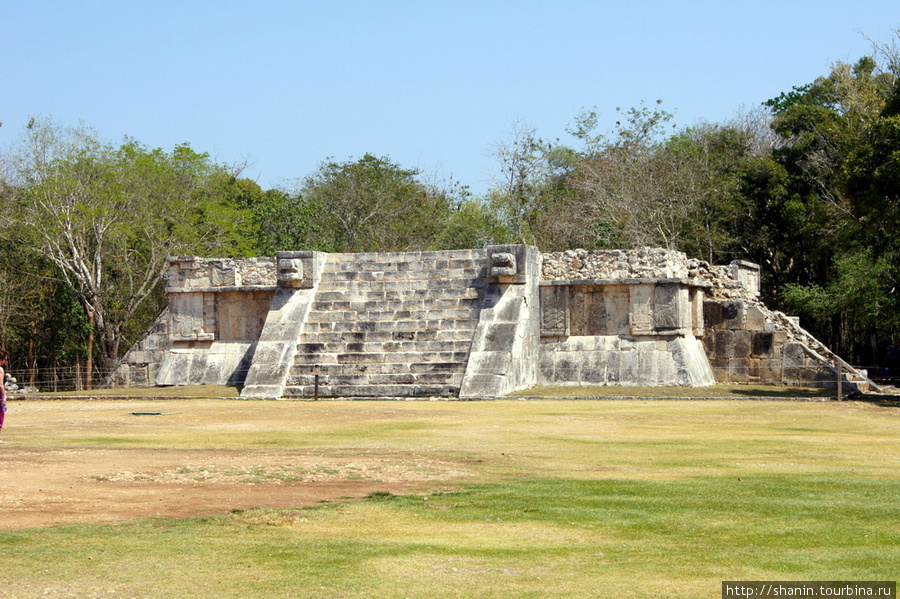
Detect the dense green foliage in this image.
<box><xmin>0</xmin><ymin>34</ymin><xmax>898</xmax><ymax>387</ymax></box>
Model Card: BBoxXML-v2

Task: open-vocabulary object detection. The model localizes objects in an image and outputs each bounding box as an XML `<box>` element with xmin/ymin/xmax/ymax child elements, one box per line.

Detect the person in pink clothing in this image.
<box><xmin>0</xmin><ymin>349</ymin><xmax>9</xmax><ymax>443</ymax></box>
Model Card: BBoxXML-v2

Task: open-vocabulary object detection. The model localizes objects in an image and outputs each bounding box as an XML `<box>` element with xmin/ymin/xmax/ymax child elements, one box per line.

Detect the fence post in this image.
<box><xmin>836</xmin><ymin>362</ymin><xmax>843</xmax><ymax>401</ymax></box>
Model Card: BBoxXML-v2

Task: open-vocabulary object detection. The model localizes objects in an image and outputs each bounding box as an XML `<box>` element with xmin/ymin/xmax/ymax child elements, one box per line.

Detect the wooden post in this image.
<box><xmin>314</xmin><ymin>374</ymin><xmax>319</xmax><ymax>401</ymax></box>
<box><xmin>836</xmin><ymin>362</ymin><xmax>843</xmax><ymax>401</ymax></box>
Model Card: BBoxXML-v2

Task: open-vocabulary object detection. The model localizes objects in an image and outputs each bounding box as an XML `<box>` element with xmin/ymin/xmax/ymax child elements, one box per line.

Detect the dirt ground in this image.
<box><xmin>0</xmin><ymin>396</ymin><xmax>490</xmax><ymax>531</ymax></box>
<box><xmin>0</xmin><ymin>445</ymin><xmax>459</xmax><ymax>531</ymax></box>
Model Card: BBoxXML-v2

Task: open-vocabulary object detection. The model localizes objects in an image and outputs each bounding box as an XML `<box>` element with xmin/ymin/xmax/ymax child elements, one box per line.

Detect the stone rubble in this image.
<box><xmin>541</xmin><ymin>248</ymin><xmax>755</xmax><ymax>301</ymax></box>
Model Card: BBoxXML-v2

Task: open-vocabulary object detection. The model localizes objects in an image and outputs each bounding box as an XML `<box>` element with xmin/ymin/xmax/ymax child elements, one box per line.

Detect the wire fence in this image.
<box><xmin>6</xmin><ymin>365</ymin><xmax>117</xmax><ymax>393</ymax></box>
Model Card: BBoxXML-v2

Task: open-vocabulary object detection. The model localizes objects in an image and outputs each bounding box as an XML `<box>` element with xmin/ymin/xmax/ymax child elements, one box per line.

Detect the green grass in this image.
<box><xmin>2</xmin><ymin>398</ymin><xmax>899</xmax><ymax>598</ymax></box>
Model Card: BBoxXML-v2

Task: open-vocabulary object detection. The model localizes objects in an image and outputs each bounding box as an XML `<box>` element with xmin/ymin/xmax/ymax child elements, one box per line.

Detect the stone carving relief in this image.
<box><xmin>490</xmin><ymin>252</ymin><xmax>517</xmax><ymax>278</ymax></box>
<box><xmin>277</xmin><ymin>258</ymin><xmax>305</xmax><ymax>288</ymax></box>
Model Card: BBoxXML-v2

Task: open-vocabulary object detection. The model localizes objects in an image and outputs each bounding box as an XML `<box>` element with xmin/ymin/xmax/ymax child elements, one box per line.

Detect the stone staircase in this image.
<box><xmin>282</xmin><ymin>250</ymin><xmax>488</xmax><ymax>398</ymax></box>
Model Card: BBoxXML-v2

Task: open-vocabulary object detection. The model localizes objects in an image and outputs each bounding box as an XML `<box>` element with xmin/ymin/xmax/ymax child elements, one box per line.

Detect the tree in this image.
<box><xmin>432</xmin><ymin>184</ymin><xmax>513</xmax><ymax>250</ymax></box>
<box><xmin>755</xmin><ymin>45</ymin><xmax>900</xmax><ymax>363</ymax></box>
<box><xmin>2</xmin><ymin>117</ymin><xmax>256</xmax><ymax>386</ymax></box>
<box><xmin>662</xmin><ymin>123</ymin><xmax>758</xmax><ymax>262</ymax></box>
<box><xmin>298</xmin><ymin>154</ymin><xmax>452</xmax><ymax>252</ymax></box>
<box><xmin>218</xmin><ymin>178</ymin><xmax>320</xmax><ymax>255</ymax></box>
<box><xmin>568</xmin><ymin>101</ymin><xmax>701</xmax><ymax>250</ymax></box>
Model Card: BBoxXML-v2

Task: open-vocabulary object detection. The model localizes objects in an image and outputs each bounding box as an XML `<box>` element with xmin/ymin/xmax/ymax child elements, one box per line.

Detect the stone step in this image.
<box><xmin>300</xmin><ymin>329</ymin><xmax>475</xmax><ymax>344</ymax></box>
<box><xmin>296</xmin><ymin>340</ymin><xmax>473</xmax><ymax>354</ymax></box>
<box><xmin>309</xmin><ymin>297</ymin><xmax>483</xmax><ymax>311</ymax></box>
<box><xmin>287</xmin><ymin>372</ymin><xmax>464</xmax><ymax>387</ymax></box>
<box><xmin>315</xmin><ymin>282</ymin><xmax>487</xmax><ymax>297</ymax></box>
<box><xmin>291</xmin><ymin>361</ymin><xmax>466</xmax><ymax>375</ymax></box>
<box><xmin>300</xmin><ymin>319</ymin><xmax>478</xmax><ymax>333</ymax></box>
<box><xmin>282</xmin><ymin>383</ymin><xmax>461</xmax><ymax>399</ymax></box>
<box><xmin>319</xmin><ymin>267</ymin><xmax>485</xmax><ymax>282</ymax></box>
<box><xmin>313</xmin><ymin>289</ymin><xmax>484</xmax><ymax>303</ymax></box>
<box><xmin>293</xmin><ymin>351</ymin><xmax>470</xmax><ymax>367</ymax></box>
<box><xmin>281</xmin><ymin>250</ymin><xmax>486</xmax><ymax>400</ymax></box>
<box><xmin>323</xmin><ymin>252</ymin><xmax>483</xmax><ymax>271</ymax></box>
<box><xmin>305</xmin><ymin>307</ymin><xmax>480</xmax><ymax>323</ymax></box>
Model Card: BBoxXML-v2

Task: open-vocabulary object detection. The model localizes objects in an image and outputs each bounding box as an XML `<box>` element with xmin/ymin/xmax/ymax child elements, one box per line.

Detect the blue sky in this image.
<box><xmin>3</xmin><ymin>1</ymin><xmax>899</xmax><ymax>194</ymax></box>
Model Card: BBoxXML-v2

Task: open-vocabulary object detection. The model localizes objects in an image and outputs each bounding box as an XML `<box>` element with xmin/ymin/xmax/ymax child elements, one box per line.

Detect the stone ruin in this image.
<box><xmin>112</xmin><ymin>246</ymin><xmax>877</xmax><ymax>399</ymax></box>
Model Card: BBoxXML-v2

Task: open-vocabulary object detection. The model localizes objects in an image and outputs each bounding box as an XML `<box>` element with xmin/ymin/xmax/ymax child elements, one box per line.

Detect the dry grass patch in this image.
<box><xmin>2</xmin><ymin>398</ymin><xmax>899</xmax><ymax>598</ymax></box>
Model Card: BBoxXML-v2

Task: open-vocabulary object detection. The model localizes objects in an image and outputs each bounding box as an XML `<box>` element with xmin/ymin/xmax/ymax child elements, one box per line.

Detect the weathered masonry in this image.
<box><xmin>113</xmin><ymin>246</ymin><xmax>876</xmax><ymax>398</ymax></box>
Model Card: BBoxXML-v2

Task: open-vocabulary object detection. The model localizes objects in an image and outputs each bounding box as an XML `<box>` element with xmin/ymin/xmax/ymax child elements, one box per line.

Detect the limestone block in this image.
<box><xmin>730</xmin><ymin>260</ymin><xmax>761</xmax><ymax>297</ymax></box>
<box><xmin>276</xmin><ymin>251</ymin><xmax>325</xmax><ymax>290</ymax></box>
<box><xmin>703</xmin><ymin>301</ymin><xmax>723</xmax><ymax>328</ymax></box>
<box><xmin>216</xmin><ymin>290</ymin><xmax>273</xmax><ymax>342</ymax></box>
<box><xmin>733</xmin><ymin>330</ymin><xmax>751</xmax><ymax>358</ymax></box>
<box><xmin>126</xmin><ymin>351</ymin><xmax>147</xmax><ymax>364</ymax></box>
<box><xmin>713</xmin><ymin>329</ymin><xmax>735</xmax><ymax>360</ymax></box>
<box><xmin>751</xmin><ymin>332</ymin><xmax>774</xmax><ymax>357</ymax></box>
<box><xmin>209</xmin><ymin>262</ymin><xmax>238</xmax><ymax>287</ymax></box>
<box><xmin>721</xmin><ymin>301</ymin><xmax>745</xmax><ymax>330</ymax></box>
<box><xmin>200</xmin><ymin>354</ymin><xmax>226</xmax><ymax>385</ymax></box>
<box><xmin>782</xmin><ymin>343</ymin><xmax>807</xmax><ymax>368</ymax></box>
<box><xmin>728</xmin><ymin>358</ymin><xmax>750</xmax><ymax>381</ymax></box>
<box><xmin>458</xmin><ymin>373</ymin><xmax>507</xmax><ymax>398</ymax></box>
<box><xmin>652</xmin><ymin>284</ymin><xmax>683</xmax><ymax>331</ymax></box>
<box><xmin>254</xmin><ymin>342</ymin><xmax>295</xmax><ymax>367</ymax></box>
<box><xmin>691</xmin><ymin>288</ymin><xmax>704</xmax><ymax>336</ymax></box>
<box><xmin>745</xmin><ymin>304</ymin><xmax>767</xmax><ymax>331</ymax></box>
<box><xmin>486</xmin><ymin>244</ymin><xmax>540</xmax><ymax>285</ymax></box>
<box><xmin>637</xmin><ymin>350</ymin><xmax>661</xmax><ymax>385</ymax></box>
<box><xmin>701</xmin><ymin>332</ymin><xmax>716</xmax><ymax>355</ymax></box>
<box><xmin>129</xmin><ymin>366</ymin><xmax>150</xmax><ymax>387</ymax></box>
<box><xmin>467</xmin><ymin>350</ymin><xmax>513</xmax><ymax>373</ymax></box>
<box><xmin>581</xmin><ymin>354</ymin><xmax>610</xmax><ymax>384</ymax></box>
<box><xmin>555</xmin><ymin>356</ymin><xmax>581</xmax><ymax>382</ymax></box>
<box><xmin>618</xmin><ymin>350</ymin><xmax>639</xmax><ymax>383</ymax></box>
<box><xmin>629</xmin><ymin>284</ymin><xmax>654</xmax><ymax>336</ymax></box>
<box><xmin>759</xmin><ymin>358</ymin><xmax>783</xmax><ymax>382</ymax></box>
<box><xmin>568</xmin><ymin>336</ymin><xmax>619</xmax><ymax>352</ymax></box>
<box><xmin>673</xmin><ymin>336</ymin><xmax>716</xmax><ymax>385</ymax></box>
<box><xmin>240</xmin><ymin>384</ymin><xmax>285</xmax><ymax>398</ymax></box>
<box><xmin>540</xmin><ymin>286</ymin><xmax>569</xmax><ymax>337</ymax></box>
<box><xmin>470</xmin><ymin>322</ymin><xmax>518</xmax><ymax>352</ymax></box>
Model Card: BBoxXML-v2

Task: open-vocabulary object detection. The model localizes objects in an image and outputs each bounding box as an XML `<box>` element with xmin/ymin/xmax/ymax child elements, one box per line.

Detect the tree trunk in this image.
<box><xmin>27</xmin><ymin>337</ymin><xmax>35</xmax><ymax>387</ymax></box>
<box><xmin>75</xmin><ymin>356</ymin><xmax>83</xmax><ymax>391</ymax></box>
<box><xmin>83</xmin><ymin>303</ymin><xmax>95</xmax><ymax>391</ymax></box>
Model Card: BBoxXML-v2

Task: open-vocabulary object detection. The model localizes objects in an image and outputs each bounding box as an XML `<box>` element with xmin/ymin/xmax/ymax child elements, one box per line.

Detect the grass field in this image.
<box><xmin>1</xmin><ymin>391</ymin><xmax>898</xmax><ymax>598</ymax></box>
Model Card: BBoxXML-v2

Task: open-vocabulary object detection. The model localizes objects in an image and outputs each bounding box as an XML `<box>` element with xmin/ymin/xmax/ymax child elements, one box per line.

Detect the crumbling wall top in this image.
<box><xmin>165</xmin><ymin>257</ymin><xmax>277</xmax><ymax>292</ymax></box>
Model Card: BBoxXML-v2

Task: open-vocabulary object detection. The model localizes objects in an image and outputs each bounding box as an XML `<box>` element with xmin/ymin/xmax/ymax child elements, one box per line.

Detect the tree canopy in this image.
<box><xmin>1</xmin><ymin>118</ymin><xmax>259</xmax><ymax>385</ymax></box>
<box><xmin>1</xmin><ymin>31</ymin><xmax>899</xmax><ymax>387</ymax></box>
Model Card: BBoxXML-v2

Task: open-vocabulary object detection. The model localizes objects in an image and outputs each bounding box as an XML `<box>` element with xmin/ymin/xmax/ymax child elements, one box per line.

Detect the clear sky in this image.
<box><xmin>3</xmin><ymin>1</ymin><xmax>899</xmax><ymax>194</ymax></box>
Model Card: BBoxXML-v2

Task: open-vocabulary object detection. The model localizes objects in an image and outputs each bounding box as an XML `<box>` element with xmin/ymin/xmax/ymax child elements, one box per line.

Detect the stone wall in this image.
<box><xmin>111</xmin><ymin>247</ymin><xmax>874</xmax><ymax>396</ymax></box>
<box><xmin>165</xmin><ymin>256</ymin><xmax>277</xmax><ymax>289</ymax></box>
<box><xmin>113</xmin><ymin>257</ymin><xmax>278</xmax><ymax>388</ymax></box>
<box><xmin>537</xmin><ymin>279</ymin><xmax>713</xmax><ymax>387</ymax></box>
<box><xmin>108</xmin><ymin>308</ymin><xmax>171</xmax><ymax>388</ymax></box>
<box><xmin>703</xmin><ymin>299</ymin><xmax>870</xmax><ymax>389</ymax></box>
<box><xmin>542</xmin><ymin>248</ymin><xmax>691</xmax><ymax>280</ymax></box>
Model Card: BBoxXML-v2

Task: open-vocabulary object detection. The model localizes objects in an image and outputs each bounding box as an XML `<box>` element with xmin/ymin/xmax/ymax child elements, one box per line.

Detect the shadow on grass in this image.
<box><xmin>856</xmin><ymin>393</ymin><xmax>900</xmax><ymax>408</ymax></box>
<box><xmin>508</xmin><ymin>384</ymin><xmax>834</xmax><ymax>400</ymax></box>
<box><xmin>726</xmin><ymin>387</ymin><xmax>834</xmax><ymax>399</ymax></box>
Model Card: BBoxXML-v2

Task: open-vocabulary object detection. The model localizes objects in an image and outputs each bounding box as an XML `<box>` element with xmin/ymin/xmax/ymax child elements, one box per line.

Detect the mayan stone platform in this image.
<box><xmin>112</xmin><ymin>246</ymin><xmax>876</xmax><ymax>398</ymax></box>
